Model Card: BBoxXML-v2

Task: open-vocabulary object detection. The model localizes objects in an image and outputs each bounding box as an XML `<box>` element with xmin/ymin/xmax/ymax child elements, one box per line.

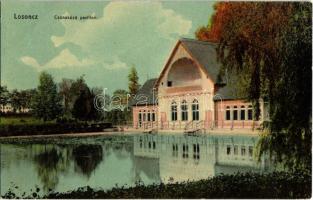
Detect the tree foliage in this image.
<box><xmin>128</xmin><ymin>66</ymin><xmax>140</xmax><ymax>96</ymax></box>
<box><xmin>103</xmin><ymin>89</ymin><xmax>131</xmax><ymax>125</ymax></box>
<box><xmin>59</xmin><ymin>78</ymin><xmax>74</xmax><ymax>116</ymax></box>
<box><xmin>10</xmin><ymin>89</ymin><xmax>22</xmax><ymax>112</ymax></box>
<box><xmin>0</xmin><ymin>85</ymin><xmax>9</xmax><ymax>108</ymax></box>
<box><xmin>71</xmin><ymin>77</ymin><xmax>103</xmax><ymax>121</ymax></box>
<box><xmin>197</xmin><ymin>2</ymin><xmax>312</xmax><ymax>171</ymax></box>
<box><xmin>31</xmin><ymin>72</ymin><xmax>62</xmax><ymax>121</ymax></box>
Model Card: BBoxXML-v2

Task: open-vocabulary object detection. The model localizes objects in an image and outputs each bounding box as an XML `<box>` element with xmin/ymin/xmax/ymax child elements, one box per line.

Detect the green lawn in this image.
<box><xmin>0</xmin><ymin>116</ymin><xmax>54</xmax><ymax>125</ymax></box>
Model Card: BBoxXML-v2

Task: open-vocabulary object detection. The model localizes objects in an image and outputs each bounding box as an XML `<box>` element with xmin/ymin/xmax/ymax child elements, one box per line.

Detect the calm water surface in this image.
<box><xmin>0</xmin><ymin>133</ymin><xmax>272</xmax><ymax>196</ymax></box>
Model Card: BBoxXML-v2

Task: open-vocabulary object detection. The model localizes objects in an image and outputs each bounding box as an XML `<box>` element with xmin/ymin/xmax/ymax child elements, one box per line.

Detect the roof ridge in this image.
<box><xmin>179</xmin><ymin>38</ymin><xmax>218</xmax><ymax>46</ymax></box>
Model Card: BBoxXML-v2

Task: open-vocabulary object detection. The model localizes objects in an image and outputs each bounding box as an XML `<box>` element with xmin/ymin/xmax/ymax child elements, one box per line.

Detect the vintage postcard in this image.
<box><xmin>0</xmin><ymin>0</ymin><xmax>311</xmax><ymax>199</ymax></box>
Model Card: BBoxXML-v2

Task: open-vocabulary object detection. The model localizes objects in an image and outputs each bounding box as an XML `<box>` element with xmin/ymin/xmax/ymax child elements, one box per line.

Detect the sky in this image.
<box><xmin>1</xmin><ymin>0</ymin><xmax>215</xmax><ymax>94</ymax></box>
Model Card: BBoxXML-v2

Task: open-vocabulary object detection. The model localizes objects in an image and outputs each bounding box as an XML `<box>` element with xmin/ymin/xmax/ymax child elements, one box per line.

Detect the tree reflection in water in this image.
<box><xmin>33</xmin><ymin>146</ymin><xmax>70</xmax><ymax>192</ymax></box>
<box><xmin>72</xmin><ymin>145</ymin><xmax>103</xmax><ymax>178</ymax></box>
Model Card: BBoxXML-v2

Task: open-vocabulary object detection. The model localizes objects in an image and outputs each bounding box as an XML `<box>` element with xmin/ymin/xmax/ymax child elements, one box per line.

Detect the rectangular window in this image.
<box><xmin>233</xmin><ymin>110</ymin><xmax>238</xmax><ymax>120</ymax></box>
<box><xmin>152</xmin><ymin>113</ymin><xmax>156</xmax><ymax>121</ymax></box>
<box><xmin>147</xmin><ymin>113</ymin><xmax>151</xmax><ymax>121</ymax></box>
<box><xmin>181</xmin><ymin>101</ymin><xmax>188</xmax><ymax>121</ymax></box>
<box><xmin>167</xmin><ymin>81</ymin><xmax>172</xmax><ymax>87</ymax></box>
<box><xmin>172</xmin><ymin>111</ymin><xmax>177</xmax><ymax>121</ymax></box>
<box><xmin>240</xmin><ymin>110</ymin><xmax>245</xmax><ymax>120</ymax></box>
<box><xmin>182</xmin><ymin>106</ymin><xmax>188</xmax><ymax>121</ymax></box>
<box><xmin>192</xmin><ymin>104</ymin><xmax>199</xmax><ymax>121</ymax></box>
<box><xmin>226</xmin><ymin>110</ymin><xmax>231</xmax><ymax>120</ymax></box>
<box><xmin>248</xmin><ymin>107</ymin><xmax>253</xmax><ymax>120</ymax></box>
<box><xmin>182</xmin><ymin>112</ymin><xmax>188</xmax><ymax>121</ymax></box>
<box><xmin>171</xmin><ymin>104</ymin><xmax>178</xmax><ymax>121</ymax></box>
<box><xmin>192</xmin><ymin>111</ymin><xmax>199</xmax><ymax>121</ymax></box>
<box><xmin>139</xmin><ymin>113</ymin><xmax>142</xmax><ymax>127</ymax></box>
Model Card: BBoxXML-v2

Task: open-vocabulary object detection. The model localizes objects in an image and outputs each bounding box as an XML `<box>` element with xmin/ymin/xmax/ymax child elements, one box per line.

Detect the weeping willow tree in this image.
<box><xmin>197</xmin><ymin>2</ymin><xmax>312</xmax><ymax>171</ymax></box>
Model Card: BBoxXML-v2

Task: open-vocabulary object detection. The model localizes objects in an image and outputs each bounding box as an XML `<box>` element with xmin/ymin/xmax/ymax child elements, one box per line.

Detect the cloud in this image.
<box><xmin>48</xmin><ymin>2</ymin><xmax>192</xmax><ymax>80</ymax></box>
<box><xmin>20</xmin><ymin>56</ymin><xmax>41</xmax><ymax>69</ymax></box>
<box><xmin>103</xmin><ymin>56</ymin><xmax>127</xmax><ymax>70</ymax></box>
<box><xmin>20</xmin><ymin>2</ymin><xmax>192</xmax><ymax>90</ymax></box>
<box><xmin>21</xmin><ymin>48</ymin><xmax>128</xmax><ymax>72</ymax></box>
<box><xmin>51</xmin><ymin>2</ymin><xmax>192</xmax><ymax>48</ymax></box>
<box><xmin>21</xmin><ymin>49</ymin><xmax>94</xmax><ymax>71</ymax></box>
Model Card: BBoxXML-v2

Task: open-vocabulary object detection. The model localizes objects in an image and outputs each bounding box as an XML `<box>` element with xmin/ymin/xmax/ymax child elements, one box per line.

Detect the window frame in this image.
<box><xmin>171</xmin><ymin>101</ymin><xmax>178</xmax><ymax>121</ymax></box>
<box><xmin>192</xmin><ymin>99</ymin><xmax>199</xmax><ymax>121</ymax></box>
<box><xmin>181</xmin><ymin>100</ymin><xmax>188</xmax><ymax>121</ymax></box>
<box><xmin>225</xmin><ymin>106</ymin><xmax>231</xmax><ymax>120</ymax></box>
<box><xmin>240</xmin><ymin>106</ymin><xmax>245</xmax><ymax>120</ymax></box>
<box><xmin>233</xmin><ymin>106</ymin><xmax>238</xmax><ymax>120</ymax></box>
<box><xmin>147</xmin><ymin>112</ymin><xmax>151</xmax><ymax>121</ymax></box>
<box><xmin>248</xmin><ymin>105</ymin><xmax>253</xmax><ymax>120</ymax></box>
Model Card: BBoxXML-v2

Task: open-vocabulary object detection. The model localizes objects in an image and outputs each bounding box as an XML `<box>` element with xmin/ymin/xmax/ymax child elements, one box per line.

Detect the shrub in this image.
<box><xmin>0</xmin><ymin>122</ymin><xmax>112</xmax><ymax>137</ymax></box>
<box><xmin>2</xmin><ymin>171</ymin><xmax>311</xmax><ymax>199</ymax></box>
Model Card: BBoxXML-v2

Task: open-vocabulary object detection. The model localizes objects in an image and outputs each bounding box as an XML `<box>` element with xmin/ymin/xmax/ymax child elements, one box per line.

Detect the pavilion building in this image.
<box><xmin>132</xmin><ymin>38</ymin><xmax>269</xmax><ymax>131</ymax></box>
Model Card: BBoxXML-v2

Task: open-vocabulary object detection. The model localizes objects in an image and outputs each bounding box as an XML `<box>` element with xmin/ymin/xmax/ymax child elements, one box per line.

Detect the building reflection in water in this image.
<box><xmin>133</xmin><ymin>134</ymin><xmax>271</xmax><ymax>184</ymax></box>
<box><xmin>1</xmin><ymin>134</ymin><xmax>272</xmax><ymax>196</ymax></box>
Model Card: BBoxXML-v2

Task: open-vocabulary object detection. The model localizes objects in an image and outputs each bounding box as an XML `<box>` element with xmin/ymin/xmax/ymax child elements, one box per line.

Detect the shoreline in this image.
<box><xmin>0</xmin><ymin>128</ymin><xmax>261</xmax><ymax>140</ymax></box>
<box><xmin>2</xmin><ymin>171</ymin><xmax>310</xmax><ymax>199</ymax></box>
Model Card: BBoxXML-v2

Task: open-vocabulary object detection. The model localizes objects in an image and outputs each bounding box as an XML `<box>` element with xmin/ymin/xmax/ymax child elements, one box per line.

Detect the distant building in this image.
<box><xmin>131</xmin><ymin>38</ymin><xmax>269</xmax><ymax>131</ymax></box>
<box><xmin>0</xmin><ymin>103</ymin><xmax>30</xmax><ymax>114</ymax></box>
<box><xmin>0</xmin><ymin>103</ymin><xmax>14</xmax><ymax>113</ymax></box>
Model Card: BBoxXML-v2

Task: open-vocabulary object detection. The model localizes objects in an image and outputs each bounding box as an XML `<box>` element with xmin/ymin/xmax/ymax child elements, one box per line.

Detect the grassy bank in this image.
<box><xmin>2</xmin><ymin>172</ymin><xmax>311</xmax><ymax>199</ymax></box>
<box><xmin>0</xmin><ymin>116</ymin><xmax>112</xmax><ymax>137</ymax></box>
<box><xmin>0</xmin><ymin>116</ymin><xmax>47</xmax><ymax>125</ymax></box>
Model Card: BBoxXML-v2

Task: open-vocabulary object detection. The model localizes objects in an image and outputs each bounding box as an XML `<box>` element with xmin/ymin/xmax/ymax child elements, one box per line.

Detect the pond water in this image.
<box><xmin>0</xmin><ymin>133</ymin><xmax>273</xmax><ymax>196</ymax></box>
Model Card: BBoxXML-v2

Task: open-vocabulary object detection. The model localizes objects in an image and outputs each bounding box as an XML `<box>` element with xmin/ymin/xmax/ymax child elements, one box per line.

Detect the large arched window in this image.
<box><xmin>225</xmin><ymin>106</ymin><xmax>231</xmax><ymax>120</ymax></box>
<box><xmin>171</xmin><ymin>101</ymin><xmax>177</xmax><ymax>121</ymax></box>
<box><xmin>192</xmin><ymin>99</ymin><xmax>199</xmax><ymax>121</ymax></box>
<box><xmin>181</xmin><ymin>100</ymin><xmax>188</xmax><ymax>121</ymax></box>
<box><xmin>233</xmin><ymin>106</ymin><xmax>238</xmax><ymax>120</ymax></box>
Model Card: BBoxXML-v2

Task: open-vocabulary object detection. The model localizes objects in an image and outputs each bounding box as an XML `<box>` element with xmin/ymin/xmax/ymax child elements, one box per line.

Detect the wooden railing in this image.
<box><xmin>130</xmin><ymin>120</ymin><xmax>261</xmax><ymax>130</ymax></box>
<box><xmin>184</xmin><ymin>121</ymin><xmax>194</xmax><ymax>131</ymax></box>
